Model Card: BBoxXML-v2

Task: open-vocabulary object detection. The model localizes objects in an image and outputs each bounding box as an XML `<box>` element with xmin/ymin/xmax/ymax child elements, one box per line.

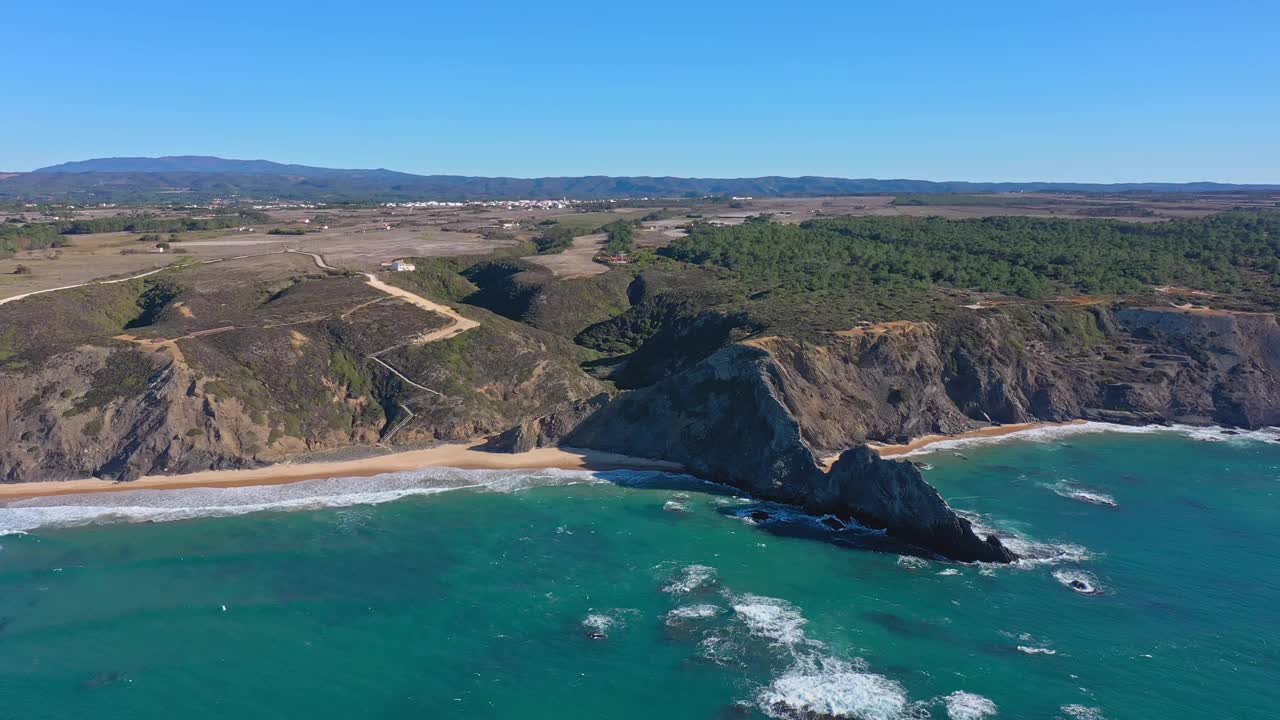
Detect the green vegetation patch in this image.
<box><xmin>74</xmin><ymin>349</ymin><xmax>157</xmax><ymax>412</ymax></box>
<box><xmin>662</xmin><ymin>212</ymin><xmax>1280</xmax><ymax>299</ymax></box>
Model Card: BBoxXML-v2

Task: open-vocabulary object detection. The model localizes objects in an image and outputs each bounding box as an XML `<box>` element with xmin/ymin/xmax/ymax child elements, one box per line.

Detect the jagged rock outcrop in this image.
<box><xmin>816</xmin><ymin>447</ymin><xmax>1014</xmax><ymax>562</ymax></box>
<box><xmin>482</xmin><ymin>393</ymin><xmax>612</xmax><ymax>452</ymax></box>
<box><xmin>565</xmin><ymin>344</ymin><xmax>1013</xmax><ymax>561</ymax></box>
<box><xmin>565</xmin><ymin>303</ymin><xmax>1280</xmax><ymax>561</ymax></box>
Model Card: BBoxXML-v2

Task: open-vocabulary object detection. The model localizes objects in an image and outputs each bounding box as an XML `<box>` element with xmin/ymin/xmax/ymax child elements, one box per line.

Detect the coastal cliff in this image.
<box><xmin>4</xmin><ymin>252</ymin><xmax>1280</xmax><ymax>563</ymax></box>
<box><xmin>564</xmin><ymin>343</ymin><xmax>1016</xmax><ymax>562</ymax></box>
<box><xmin>561</xmin><ymin>301</ymin><xmax>1280</xmax><ymax>560</ymax></box>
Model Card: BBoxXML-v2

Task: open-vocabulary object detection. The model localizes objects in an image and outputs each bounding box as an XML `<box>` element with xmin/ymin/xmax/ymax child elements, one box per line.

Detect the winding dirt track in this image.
<box><xmin>284</xmin><ymin>248</ymin><xmax>479</xmax><ymax>344</ymax></box>
<box><xmin>0</xmin><ymin>251</ymin><xmax>285</xmax><ymax>307</ymax></box>
<box><xmin>283</xmin><ymin>248</ymin><xmax>480</xmax><ymax>402</ymax></box>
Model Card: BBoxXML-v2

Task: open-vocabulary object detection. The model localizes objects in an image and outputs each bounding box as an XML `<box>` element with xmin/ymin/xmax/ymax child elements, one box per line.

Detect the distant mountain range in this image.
<box><xmin>3</xmin><ymin>155</ymin><xmax>1277</xmax><ymax>202</ymax></box>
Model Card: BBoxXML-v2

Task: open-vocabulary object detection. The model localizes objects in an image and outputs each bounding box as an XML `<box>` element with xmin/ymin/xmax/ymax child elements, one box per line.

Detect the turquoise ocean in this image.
<box><xmin>1</xmin><ymin>424</ymin><xmax>1278</xmax><ymax>719</ymax></box>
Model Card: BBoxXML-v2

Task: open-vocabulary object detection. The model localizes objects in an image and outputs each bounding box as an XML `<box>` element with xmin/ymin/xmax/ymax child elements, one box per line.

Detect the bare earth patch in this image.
<box><xmin>526</xmin><ymin>233</ymin><xmax>609</xmax><ymax>279</ymax></box>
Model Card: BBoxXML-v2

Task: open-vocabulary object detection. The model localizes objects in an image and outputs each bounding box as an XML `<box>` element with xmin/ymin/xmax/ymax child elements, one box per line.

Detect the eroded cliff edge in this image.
<box><xmin>5</xmin><ymin>258</ymin><xmax>1280</xmax><ymax>564</ymax></box>
<box><xmin>564</xmin><ymin>344</ymin><xmax>1016</xmax><ymax>562</ymax></box>
<box><xmin>560</xmin><ymin>302</ymin><xmax>1280</xmax><ymax>561</ymax></box>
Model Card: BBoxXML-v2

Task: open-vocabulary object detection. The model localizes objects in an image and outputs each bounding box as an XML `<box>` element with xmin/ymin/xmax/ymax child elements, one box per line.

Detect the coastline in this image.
<box><xmin>870</xmin><ymin>420</ymin><xmax>1090</xmax><ymax>458</ymax></box>
<box><xmin>5</xmin><ymin>419</ymin><xmax>1273</xmax><ymax>504</ymax></box>
<box><xmin>0</xmin><ymin>441</ymin><xmax>683</xmax><ymax>502</ymax></box>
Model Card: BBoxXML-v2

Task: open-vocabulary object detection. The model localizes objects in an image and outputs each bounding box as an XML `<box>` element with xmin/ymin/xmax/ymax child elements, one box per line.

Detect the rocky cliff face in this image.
<box><xmin>0</xmin><ymin>272</ymin><xmax>606</xmax><ymax>483</ymax></box>
<box><xmin>566</xmin><ymin>302</ymin><xmax>1280</xmax><ymax>561</ymax></box>
<box><xmin>564</xmin><ymin>343</ymin><xmax>1014</xmax><ymax>562</ymax></box>
<box><xmin>6</xmin><ymin>262</ymin><xmax>1279</xmax><ymax>563</ymax></box>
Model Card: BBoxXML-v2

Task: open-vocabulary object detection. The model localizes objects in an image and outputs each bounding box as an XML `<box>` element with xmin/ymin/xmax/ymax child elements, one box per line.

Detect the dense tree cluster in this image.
<box><xmin>55</xmin><ymin>210</ymin><xmax>269</xmax><ymax>235</ymax></box>
<box><xmin>0</xmin><ymin>210</ymin><xmax>270</xmax><ymax>255</ymax></box>
<box><xmin>661</xmin><ymin>212</ymin><xmax>1280</xmax><ymax>298</ymax></box>
<box><xmin>534</xmin><ymin>224</ymin><xmax>577</xmax><ymax>254</ymax></box>
<box><xmin>600</xmin><ymin>220</ymin><xmax>635</xmax><ymax>254</ymax></box>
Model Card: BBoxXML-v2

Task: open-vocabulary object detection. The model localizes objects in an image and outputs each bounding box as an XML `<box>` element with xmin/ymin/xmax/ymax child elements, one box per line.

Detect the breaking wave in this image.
<box><xmin>1060</xmin><ymin>704</ymin><xmax>1107</xmax><ymax>720</ymax></box>
<box><xmin>758</xmin><ymin>655</ymin><xmax>912</xmax><ymax>720</ymax></box>
<box><xmin>944</xmin><ymin>691</ymin><xmax>999</xmax><ymax>719</ymax></box>
<box><xmin>662</xmin><ymin>564</ymin><xmax>719</xmax><ymax>595</ymax></box>
<box><xmin>665</xmin><ymin>604</ymin><xmax>721</xmax><ymax>624</ymax></box>
<box><xmin>1046</xmin><ymin>482</ymin><xmax>1118</xmax><ymax>508</ymax></box>
<box><xmin>961</xmin><ymin>512</ymin><xmax>1092</xmax><ymax>568</ymax></box>
<box><xmin>1053</xmin><ymin>568</ymin><xmax>1104</xmax><ymax>595</ymax></box>
<box><xmin>0</xmin><ymin>467</ymin><xmax>695</xmax><ymax>535</ymax></box>
<box><xmin>893</xmin><ymin>421</ymin><xmax>1280</xmax><ymax>458</ymax></box>
<box><xmin>1016</xmin><ymin>645</ymin><xmax>1057</xmax><ymax>655</ymax></box>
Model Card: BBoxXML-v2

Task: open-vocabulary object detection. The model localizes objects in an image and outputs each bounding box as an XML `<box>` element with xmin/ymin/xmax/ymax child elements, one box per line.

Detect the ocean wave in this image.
<box><xmin>894</xmin><ymin>421</ymin><xmax>1280</xmax><ymax>458</ymax></box>
<box><xmin>944</xmin><ymin>691</ymin><xmax>999</xmax><ymax>719</ymax></box>
<box><xmin>662</xmin><ymin>564</ymin><xmax>719</xmax><ymax>595</ymax></box>
<box><xmin>730</xmin><ymin>593</ymin><xmax>812</xmax><ymax>649</ymax></box>
<box><xmin>1053</xmin><ymin>568</ymin><xmax>1104</xmax><ymax>595</ymax></box>
<box><xmin>665</xmin><ymin>604</ymin><xmax>721</xmax><ymax>624</ymax></box>
<box><xmin>758</xmin><ymin>655</ymin><xmax>912</xmax><ymax>720</ymax></box>
<box><xmin>581</xmin><ymin>613</ymin><xmax>617</xmax><ymax>633</ymax></box>
<box><xmin>1060</xmin><ymin>704</ymin><xmax>1106</xmax><ymax>720</ymax></box>
<box><xmin>0</xmin><ymin>466</ymin><xmax>695</xmax><ymax>535</ymax></box>
<box><xmin>961</xmin><ymin>512</ymin><xmax>1091</xmax><ymax>568</ymax></box>
<box><xmin>897</xmin><ymin>555</ymin><xmax>929</xmax><ymax>570</ymax></box>
<box><xmin>1045</xmin><ymin>482</ymin><xmax>1118</xmax><ymax>508</ymax></box>
<box><xmin>1016</xmin><ymin>645</ymin><xmax>1057</xmax><ymax>655</ymax></box>
<box><xmin>702</xmin><ymin>586</ymin><xmax>987</xmax><ymax>720</ymax></box>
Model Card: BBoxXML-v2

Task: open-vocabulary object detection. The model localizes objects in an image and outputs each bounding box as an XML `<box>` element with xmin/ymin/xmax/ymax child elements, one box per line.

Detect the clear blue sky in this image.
<box><xmin>4</xmin><ymin>1</ymin><xmax>1277</xmax><ymax>182</ymax></box>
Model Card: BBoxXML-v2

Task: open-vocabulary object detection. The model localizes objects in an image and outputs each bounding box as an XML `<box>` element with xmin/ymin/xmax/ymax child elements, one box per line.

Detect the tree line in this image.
<box><xmin>661</xmin><ymin>212</ymin><xmax>1280</xmax><ymax>298</ymax></box>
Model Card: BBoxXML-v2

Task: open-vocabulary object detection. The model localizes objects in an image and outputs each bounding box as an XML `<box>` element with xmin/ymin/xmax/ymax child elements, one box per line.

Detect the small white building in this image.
<box><xmin>389</xmin><ymin>260</ymin><xmax>416</xmax><ymax>272</ymax></box>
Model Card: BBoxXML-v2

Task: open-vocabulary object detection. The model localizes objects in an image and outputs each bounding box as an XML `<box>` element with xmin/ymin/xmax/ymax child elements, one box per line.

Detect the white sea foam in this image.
<box><xmin>758</xmin><ymin>655</ymin><xmax>911</xmax><ymax>720</ymax></box>
<box><xmin>897</xmin><ymin>555</ymin><xmax>929</xmax><ymax>570</ymax></box>
<box><xmin>1053</xmin><ymin>568</ymin><xmax>1103</xmax><ymax>595</ymax></box>
<box><xmin>0</xmin><ymin>466</ymin><xmax>694</xmax><ymax>535</ymax></box>
<box><xmin>893</xmin><ymin>421</ymin><xmax>1280</xmax><ymax>458</ymax></box>
<box><xmin>662</xmin><ymin>564</ymin><xmax>718</xmax><ymax>595</ymax></box>
<box><xmin>1060</xmin><ymin>704</ymin><xmax>1106</xmax><ymax>720</ymax></box>
<box><xmin>1016</xmin><ymin>645</ymin><xmax>1057</xmax><ymax>655</ymax></box>
<box><xmin>961</xmin><ymin>512</ymin><xmax>1091</xmax><ymax>568</ymax></box>
<box><xmin>731</xmin><ymin>594</ymin><xmax>810</xmax><ymax>648</ymax></box>
<box><xmin>1046</xmin><ymin>482</ymin><xmax>1118</xmax><ymax>508</ymax></box>
<box><xmin>944</xmin><ymin>691</ymin><xmax>998</xmax><ymax>719</ymax></box>
<box><xmin>581</xmin><ymin>613</ymin><xmax>616</xmax><ymax>633</ymax></box>
<box><xmin>665</xmin><ymin>604</ymin><xmax>721</xmax><ymax>623</ymax></box>
<box><xmin>662</xmin><ymin>500</ymin><xmax>689</xmax><ymax>513</ymax></box>
<box><xmin>937</xmin><ymin>568</ymin><xmax>961</xmax><ymax>576</ymax></box>
<box><xmin>712</xmin><ymin>588</ymin><xmax>934</xmax><ymax>720</ymax></box>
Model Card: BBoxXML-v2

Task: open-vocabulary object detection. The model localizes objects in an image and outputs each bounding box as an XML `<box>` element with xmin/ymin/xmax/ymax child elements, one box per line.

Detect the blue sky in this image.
<box><xmin>4</xmin><ymin>1</ymin><xmax>1277</xmax><ymax>182</ymax></box>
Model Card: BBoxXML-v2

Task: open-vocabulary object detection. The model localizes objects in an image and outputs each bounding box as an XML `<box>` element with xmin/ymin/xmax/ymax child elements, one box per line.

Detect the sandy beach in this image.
<box><xmin>0</xmin><ymin>441</ymin><xmax>684</xmax><ymax>501</ymax></box>
<box><xmin>870</xmin><ymin>420</ymin><xmax>1089</xmax><ymax>457</ymax></box>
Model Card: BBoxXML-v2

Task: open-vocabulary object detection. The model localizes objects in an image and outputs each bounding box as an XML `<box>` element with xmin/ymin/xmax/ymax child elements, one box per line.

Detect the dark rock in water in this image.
<box><xmin>747</xmin><ymin>509</ymin><xmax>771</xmax><ymax>523</ymax></box>
<box><xmin>1221</xmin><ymin>429</ymin><xmax>1240</xmax><ymax>435</ymax></box>
<box><xmin>1069</xmin><ymin>580</ymin><xmax>1090</xmax><ymax>591</ymax></box>
<box><xmin>861</xmin><ymin>610</ymin><xmax>947</xmax><ymax>640</ymax></box>
<box><xmin>583</xmin><ymin>630</ymin><xmax>607</xmax><ymax>641</ymax></box>
<box><xmin>81</xmin><ymin>671</ymin><xmax>127</xmax><ymax>689</ymax></box>
<box><xmin>815</xmin><ymin>448</ymin><xmax>1016</xmax><ymax>563</ymax></box>
<box><xmin>820</xmin><ymin>516</ymin><xmax>845</xmax><ymax>530</ymax></box>
<box><xmin>567</xmin><ymin>345</ymin><xmax>1017</xmax><ymax>563</ymax></box>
